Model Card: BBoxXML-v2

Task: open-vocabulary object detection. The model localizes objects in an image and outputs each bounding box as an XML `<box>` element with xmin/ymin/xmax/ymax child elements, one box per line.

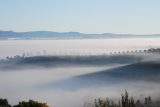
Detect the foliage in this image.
<box><xmin>0</xmin><ymin>99</ymin><xmax>48</xmax><ymax>107</ymax></box>
<box><xmin>1</xmin><ymin>91</ymin><xmax>160</xmax><ymax>107</ymax></box>
<box><xmin>0</xmin><ymin>98</ymin><xmax>11</xmax><ymax>107</ymax></box>
<box><xmin>13</xmin><ymin>100</ymin><xmax>48</xmax><ymax>107</ymax></box>
<box><xmin>83</xmin><ymin>91</ymin><xmax>157</xmax><ymax>107</ymax></box>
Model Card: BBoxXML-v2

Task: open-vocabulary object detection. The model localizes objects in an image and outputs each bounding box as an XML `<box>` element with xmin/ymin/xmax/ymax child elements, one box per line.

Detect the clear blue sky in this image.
<box><xmin>0</xmin><ymin>0</ymin><xmax>160</xmax><ymax>34</ymax></box>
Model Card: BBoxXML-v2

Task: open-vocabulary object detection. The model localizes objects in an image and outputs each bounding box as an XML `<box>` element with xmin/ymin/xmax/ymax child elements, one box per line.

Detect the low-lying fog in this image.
<box><xmin>1</xmin><ymin>65</ymin><xmax>160</xmax><ymax>107</ymax></box>
<box><xmin>0</xmin><ymin>38</ymin><xmax>160</xmax><ymax>58</ymax></box>
<box><xmin>0</xmin><ymin>66</ymin><xmax>117</xmax><ymax>107</ymax></box>
<box><xmin>0</xmin><ymin>39</ymin><xmax>160</xmax><ymax>107</ymax></box>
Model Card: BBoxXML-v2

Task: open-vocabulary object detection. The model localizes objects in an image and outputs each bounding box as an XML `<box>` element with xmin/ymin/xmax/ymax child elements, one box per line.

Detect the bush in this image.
<box><xmin>0</xmin><ymin>98</ymin><xmax>11</xmax><ymax>107</ymax></box>
<box><xmin>13</xmin><ymin>100</ymin><xmax>48</xmax><ymax>107</ymax></box>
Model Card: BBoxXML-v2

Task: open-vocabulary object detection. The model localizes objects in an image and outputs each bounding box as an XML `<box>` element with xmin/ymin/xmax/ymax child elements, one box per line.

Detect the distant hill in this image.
<box><xmin>1</xmin><ymin>48</ymin><xmax>160</xmax><ymax>70</ymax></box>
<box><xmin>78</xmin><ymin>62</ymin><xmax>160</xmax><ymax>82</ymax></box>
<box><xmin>0</xmin><ymin>55</ymin><xmax>140</xmax><ymax>70</ymax></box>
<box><xmin>46</xmin><ymin>61</ymin><xmax>160</xmax><ymax>89</ymax></box>
<box><xmin>0</xmin><ymin>31</ymin><xmax>160</xmax><ymax>40</ymax></box>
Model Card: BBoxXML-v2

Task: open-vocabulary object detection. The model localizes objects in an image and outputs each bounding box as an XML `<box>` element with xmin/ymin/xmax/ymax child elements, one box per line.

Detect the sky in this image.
<box><xmin>0</xmin><ymin>0</ymin><xmax>160</xmax><ymax>34</ymax></box>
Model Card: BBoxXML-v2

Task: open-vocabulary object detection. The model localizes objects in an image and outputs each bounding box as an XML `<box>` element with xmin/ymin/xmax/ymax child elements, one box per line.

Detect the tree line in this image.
<box><xmin>1</xmin><ymin>91</ymin><xmax>160</xmax><ymax>107</ymax></box>
<box><xmin>83</xmin><ymin>91</ymin><xmax>160</xmax><ymax>107</ymax></box>
<box><xmin>0</xmin><ymin>99</ymin><xmax>48</xmax><ymax>107</ymax></box>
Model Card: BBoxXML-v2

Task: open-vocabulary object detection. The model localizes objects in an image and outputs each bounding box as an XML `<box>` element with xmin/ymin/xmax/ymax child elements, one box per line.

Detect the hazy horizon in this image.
<box><xmin>1</xmin><ymin>30</ymin><xmax>160</xmax><ymax>35</ymax></box>
<box><xmin>1</xmin><ymin>0</ymin><xmax>160</xmax><ymax>34</ymax></box>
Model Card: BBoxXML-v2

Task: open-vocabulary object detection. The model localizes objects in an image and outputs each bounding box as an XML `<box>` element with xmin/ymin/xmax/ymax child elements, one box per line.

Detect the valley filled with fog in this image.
<box><xmin>0</xmin><ymin>39</ymin><xmax>160</xmax><ymax>107</ymax></box>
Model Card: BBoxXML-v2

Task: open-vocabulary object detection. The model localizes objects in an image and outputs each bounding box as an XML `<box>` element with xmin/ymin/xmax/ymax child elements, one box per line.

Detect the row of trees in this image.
<box><xmin>0</xmin><ymin>91</ymin><xmax>159</xmax><ymax>107</ymax></box>
<box><xmin>84</xmin><ymin>91</ymin><xmax>159</xmax><ymax>107</ymax></box>
<box><xmin>1</xmin><ymin>48</ymin><xmax>160</xmax><ymax>63</ymax></box>
<box><xmin>0</xmin><ymin>99</ymin><xmax>48</xmax><ymax>107</ymax></box>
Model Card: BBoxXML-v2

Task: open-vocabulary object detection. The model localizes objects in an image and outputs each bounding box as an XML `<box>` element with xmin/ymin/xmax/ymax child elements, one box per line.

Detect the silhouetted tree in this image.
<box><xmin>136</xmin><ymin>100</ymin><xmax>144</xmax><ymax>107</ymax></box>
<box><xmin>145</xmin><ymin>96</ymin><xmax>152</xmax><ymax>107</ymax></box>
<box><xmin>13</xmin><ymin>100</ymin><xmax>48</xmax><ymax>107</ymax></box>
<box><xmin>0</xmin><ymin>98</ymin><xmax>11</xmax><ymax>107</ymax></box>
<box><xmin>90</xmin><ymin>91</ymin><xmax>150</xmax><ymax>107</ymax></box>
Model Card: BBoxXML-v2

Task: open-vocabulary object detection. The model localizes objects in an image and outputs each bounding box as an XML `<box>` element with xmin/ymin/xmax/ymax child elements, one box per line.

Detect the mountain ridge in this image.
<box><xmin>0</xmin><ymin>30</ymin><xmax>160</xmax><ymax>40</ymax></box>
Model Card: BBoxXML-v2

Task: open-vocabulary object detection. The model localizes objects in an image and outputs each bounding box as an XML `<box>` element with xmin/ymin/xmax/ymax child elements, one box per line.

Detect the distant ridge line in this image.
<box><xmin>0</xmin><ymin>31</ymin><xmax>160</xmax><ymax>40</ymax></box>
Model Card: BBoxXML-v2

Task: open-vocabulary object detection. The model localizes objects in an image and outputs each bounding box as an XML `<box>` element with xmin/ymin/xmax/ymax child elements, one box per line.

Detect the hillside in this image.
<box><xmin>47</xmin><ymin>61</ymin><xmax>160</xmax><ymax>89</ymax></box>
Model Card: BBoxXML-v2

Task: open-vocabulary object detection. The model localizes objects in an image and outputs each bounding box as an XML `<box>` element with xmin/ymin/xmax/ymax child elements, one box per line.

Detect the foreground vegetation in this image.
<box><xmin>0</xmin><ymin>99</ymin><xmax>48</xmax><ymax>107</ymax></box>
<box><xmin>1</xmin><ymin>91</ymin><xmax>160</xmax><ymax>107</ymax></box>
<box><xmin>84</xmin><ymin>91</ymin><xmax>159</xmax><ymax>107</ymax></box>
